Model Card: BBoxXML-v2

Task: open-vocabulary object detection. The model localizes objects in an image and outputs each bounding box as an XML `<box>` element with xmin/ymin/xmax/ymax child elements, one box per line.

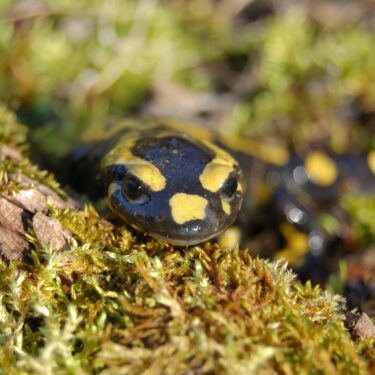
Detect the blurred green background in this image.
<box><xmin>1</xmin><ymin>0</ymin><xmax>374</xmax><ymax>161</ymax></box>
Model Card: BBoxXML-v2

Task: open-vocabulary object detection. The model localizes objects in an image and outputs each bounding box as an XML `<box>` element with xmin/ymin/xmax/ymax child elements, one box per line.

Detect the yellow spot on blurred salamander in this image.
<box><xmin>368</xmin><ymin>151</ymin><xmax>375</xmax><ymax>175</ymax></box>
<box><xmin>305</xmin><ymin>151</ymin><xmax>338</xmax><ymax>186</ymax></box>
<box><xmin>218</xmin><ymin>226</ymin><xmax>241</xmax><ymax>251</ymax></box>
<box><xmin>275</xmin><ymin>223</ymin><xmax>309</xmax><ymax>267</ymax></box>
<box><xmin>169</xmin><ymin>193</ymin><xmax>208</xmax><ymax>224</ymax></box>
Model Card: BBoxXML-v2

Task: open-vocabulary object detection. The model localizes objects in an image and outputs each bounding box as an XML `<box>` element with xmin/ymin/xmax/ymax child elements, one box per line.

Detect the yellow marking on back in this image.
<box><xmin>219</xmin><ymin>135</ymin><xmax>290</xmax><ymax>166</ymax></box>
<box><xmin>305</xmin><ymin>151</ymin><xmax>338</xmax><ymax>186</ymax></box>
<box><xmin>368</xmin><ymin>151</ymin><xmax>375</xmax><ymax>175</ymax></box>
<box><xmin>169</xmin><ymin>193</ymin><xmax>208</xmax><ymax>225</ymax></box>
<box><xmin>202</xmin><ymin>140</ymin><xmax>237</xmax><ymax>165</ymax></box>
<box><xmin>221</xmin><ymin>199</ymin><xmax>231</xmax><ymax>215</ymax></box>
<box><xmin>160</xmin><ymin>119</ymin><xmax>215</xmax><ymax>142</ymax></box>
<box><xmin>81</xmin><ymin>120</ymin><xmax>142</xmax><ymax>142</ymax></box>
<box><xmin>103</xmin><ymin>134</ymin><xmax>166</xmax><ymax>192</ymax></box>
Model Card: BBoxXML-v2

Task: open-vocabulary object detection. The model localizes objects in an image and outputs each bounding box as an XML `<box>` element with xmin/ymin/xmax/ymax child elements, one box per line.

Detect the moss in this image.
<box><xmin>341</xmin><ymin>194</ymin><xmax>375</xmax><ymax>243</ymax></box>
<box><xmin>0</xmin><ymin>106</ymin><xmax>372</xmax><ymax>374</ymax></box>
<box><xmin>0</xmin><ymin>106</ymin><xmax>28</xmax><ymax>146</ymax></box>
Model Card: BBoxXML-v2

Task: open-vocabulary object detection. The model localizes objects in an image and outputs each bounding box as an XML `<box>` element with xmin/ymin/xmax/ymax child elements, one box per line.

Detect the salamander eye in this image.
<box><xmin>220</xmin><ymin>173</ymin><xmax>238</xmax><ymax>200</ymax></box>
<box><xmin>122</xmin><ymin>174</ymin><xmax>150</xmax><ymax>204</ymax></box>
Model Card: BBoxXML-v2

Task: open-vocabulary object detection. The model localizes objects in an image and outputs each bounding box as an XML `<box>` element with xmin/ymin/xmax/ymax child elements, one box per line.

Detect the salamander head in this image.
<box><xmin>104</xmin><ymin>131</ymin><xmax>243</xmax><ymax>245</ymax></box>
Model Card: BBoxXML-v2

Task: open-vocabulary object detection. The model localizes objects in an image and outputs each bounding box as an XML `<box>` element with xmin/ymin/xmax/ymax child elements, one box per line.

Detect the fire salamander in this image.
<box><xmin>66</xmin><ymin>120</ymin><xmax>243</xmax><ymax>245</ymax></box>
<box><xmin>66</xmin><ymin>119</ymin><xmax>375</xmax><ymax>281</ymax></box>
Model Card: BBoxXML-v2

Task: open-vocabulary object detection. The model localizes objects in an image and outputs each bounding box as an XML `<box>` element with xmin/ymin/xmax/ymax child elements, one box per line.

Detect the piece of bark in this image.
<box><xmin>32</xmin><ymin>212</ymin><xmax>72</xmax><ymax>252</ymax></box>
<box><xmin>0</xmin><ymin>226</ymin><xmax>30</xmax><ymax>261</ymax></box>
<box><xmin>7</xmin><ymin>172</ymin><xmax>80</xmax><ymax>210</ymax></box>
<box><xmin>36</xmin><ymin>183</ymin><xmax>80</xmax><ymax>210</ymax></box>
<box><xmin>0</xmin><ymin>144</ymin><xmax>78</xmax><ymax>261</ymax></box>
<box><xmin>4</xmin><ymin>188</ymin><xmax>48</xmax><ymax>213</ymax></box>
<box><xmin>0</xmin><ymin>195</ymin><xmax>28</xmax><ymax>232</ymax></box>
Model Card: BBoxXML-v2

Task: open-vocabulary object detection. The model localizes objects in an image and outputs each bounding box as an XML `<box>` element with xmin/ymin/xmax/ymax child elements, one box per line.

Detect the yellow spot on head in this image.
<box><xmin>103</xmin><ymin>135</ymin><xmax>166</xmax><ymax>192</ymax></box>
<box><xmin>200</xmin><ymin>162</ymin><xmax>234</xmax><ymax>192</ymax></box>
<box><xmin>220</xmin><ymin>135</ymin><xmax>290</xmax><ymax>166</ymax></box>
<box><xmin>199</xmin><ymin>140</ymin><xmax>237</xmax><ymax>193</ymax></box>
<box><xmin>305</xmin><ymin>151</ymin><xmax>338</xmax><ymax>186</ymax></box>
<box><xmin>169</xmin><ymin>193</ymin><xmax>208</xmax><ymax>225</ymax></box>
<box><xmin>107</xmin><ymin>182</ymin><xmax>122</xmax><ymax>212</ymax></box>
<box><xmin>221</xmin><ymin>199</ymin><xmax>231</xmax><ymax>215</ymax></box>
<box><xmin>127</xmin><ymin>161</ymin><xmax>166</xmax><ymax>191</ymax></box>
<box><xmin>368</xmin><ymin>151</ymin><xmax>375</xmax><ymax>175</ymax></box>
<box><xmin>108</xmin><ymin>182</ymin><xmax>121</xmax><ymax>198</ymax></box>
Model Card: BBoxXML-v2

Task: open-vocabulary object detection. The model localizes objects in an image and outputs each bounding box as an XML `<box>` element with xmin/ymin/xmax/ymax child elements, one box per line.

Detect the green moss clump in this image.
<box><xmin>342</xmin><ymin>194</ymin><xmax>375</xmax><ymax>243</ymax></box>
<box><xmin>0</xmin><ymin>106</ymin><xmax>371</xmax><ymax>374</ymax></box>
<box><xmin>0</xmin><ymin>106</ymin><xmax>28</xmax><ymax>146</ymax></box>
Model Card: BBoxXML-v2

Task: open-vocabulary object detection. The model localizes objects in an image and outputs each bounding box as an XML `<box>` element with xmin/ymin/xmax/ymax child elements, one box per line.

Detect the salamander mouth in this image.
<box><xmin>144</xmin><ymin>231</ymin><xmax>220</xmax><ymax>246</ymax></box>
<box><xmin>126</xmin><ymin>219</ymin><xmax>229</xmax><ymax>246</ymax></box>
<box><xmin>109</xmin><ymin>204</ymin><xmax>226</xmax><ymax>245</ymax></box>
<box><xmin>108</xmin><ymin>191</ymin><xmax>242</xmax><ymax>246</ymax></box>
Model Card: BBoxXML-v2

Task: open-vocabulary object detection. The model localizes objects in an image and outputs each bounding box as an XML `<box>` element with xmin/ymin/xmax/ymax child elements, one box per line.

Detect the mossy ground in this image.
<box><xmin>0</xmin><ymin>0</ymin><xmax>375</xmax><ymax>373</ymax></box>
<box><xmin>0</xmin><ymin>106</ymin><xmax>373</xmax><ymax>375</ymax></box>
